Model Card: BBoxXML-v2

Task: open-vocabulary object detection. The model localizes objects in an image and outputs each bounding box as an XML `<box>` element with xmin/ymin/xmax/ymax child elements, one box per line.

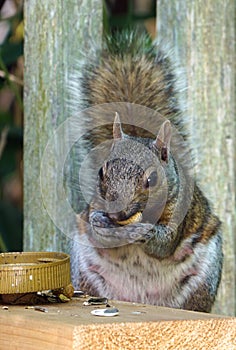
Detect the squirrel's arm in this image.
<box><xmin>142</xmin><ymin>224</ymin><xmax>180</xmax><ymax>259</ymax></box>
<box><xmin>80</xmin><ymin>208</ymin><xmax>181</xmax><ymax>256</ymax></box>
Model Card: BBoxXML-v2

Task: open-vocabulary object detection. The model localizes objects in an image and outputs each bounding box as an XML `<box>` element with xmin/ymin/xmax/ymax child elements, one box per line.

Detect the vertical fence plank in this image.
<box><xmin>24</xmin><ymin>1</ymin><xmax>102</xmax><ymax>253</ymax></box>
<box><xmin>157</xmin><ymin>0</ymin><xmax>235</xmax><ymax>315</ymax></box>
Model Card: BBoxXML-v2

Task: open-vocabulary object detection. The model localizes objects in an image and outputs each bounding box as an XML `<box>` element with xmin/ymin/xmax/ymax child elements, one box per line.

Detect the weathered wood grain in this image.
<box><xmin>0</xmin><ymin>300</ymin><xmax>235</xmax><ymax>349</ymax></box>
<box><xmin>24</xmin><ymin>1</ymin><xmax>102</xmax><ymax>252</ymax></box>
<box><xmin>157</xmin><ymin>0</ymin><xmax>235</xmax><ymax>316</ymax></box>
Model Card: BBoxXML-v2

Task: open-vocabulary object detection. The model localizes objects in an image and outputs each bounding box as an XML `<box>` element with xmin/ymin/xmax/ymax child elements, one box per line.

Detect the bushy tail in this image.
<box><xmin>78</xmin><ymin>31</ymin><xmax>186</xmax><ymax>136</ymax></box>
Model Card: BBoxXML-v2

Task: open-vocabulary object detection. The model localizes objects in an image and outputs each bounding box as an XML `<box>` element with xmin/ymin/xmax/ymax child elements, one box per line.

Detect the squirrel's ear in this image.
<box><xmin>113</xmin><ymin>112</ymin><xmax>124</xmax><ymax>140</ymax></box>
<box><xmin>153</xmin><ymin>120</ymin><xmax>172</xmax><ymax>163</ymax></box>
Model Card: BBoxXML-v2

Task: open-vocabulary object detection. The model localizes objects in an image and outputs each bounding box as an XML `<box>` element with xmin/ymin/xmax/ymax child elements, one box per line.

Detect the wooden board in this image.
<box><xmin>0</xmin><ymin>299</ymin><xmax>235</xmax><ymax>349</ymax></box>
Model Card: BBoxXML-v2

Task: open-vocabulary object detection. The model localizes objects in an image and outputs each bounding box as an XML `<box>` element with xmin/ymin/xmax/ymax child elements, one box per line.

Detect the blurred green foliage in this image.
<box><xmin>0</xmin><ymin>0</ymin><xmax>23</xmax><ymax>252</ymax></box>
<box><xmin>104</xmin><ymin>0</ymin><xmax>156</xmax><ymax>32</ymax></box>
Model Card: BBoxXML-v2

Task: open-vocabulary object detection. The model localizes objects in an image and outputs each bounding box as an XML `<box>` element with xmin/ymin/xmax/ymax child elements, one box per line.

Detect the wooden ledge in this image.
<box><xmin>0</xmin><ymin>299</ymin><xmax>235</xmax><ymax>349</ymax></box>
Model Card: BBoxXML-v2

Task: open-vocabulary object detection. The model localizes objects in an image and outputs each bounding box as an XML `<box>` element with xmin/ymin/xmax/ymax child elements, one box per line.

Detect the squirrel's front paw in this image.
<box><xmin>88</xmin><ymin>211</ymin><xmax>154</xmax><ymax>247</ymax></box>
<box><xmin>126</xmin><ymin>223</ymin><xmax>154</xmax><ymax>244</ymax></box>
<box><xmin>90</xmin><ymin>211</ymin><xmax>116</xmax><ymax>228</ymax></box>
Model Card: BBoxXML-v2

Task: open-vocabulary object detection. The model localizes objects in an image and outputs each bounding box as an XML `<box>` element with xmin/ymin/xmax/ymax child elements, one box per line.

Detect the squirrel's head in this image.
<box><xmin>95</xmin><ymin>113</ymin><xmax>174</xmax><ymax>226</ymax></box>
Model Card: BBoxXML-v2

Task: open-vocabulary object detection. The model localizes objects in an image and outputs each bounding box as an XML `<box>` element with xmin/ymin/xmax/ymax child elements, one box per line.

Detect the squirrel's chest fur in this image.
<box><xmin>78</xmin><ymin>235</ymin><xmax>218</xmax><ymax>308</ymax></box>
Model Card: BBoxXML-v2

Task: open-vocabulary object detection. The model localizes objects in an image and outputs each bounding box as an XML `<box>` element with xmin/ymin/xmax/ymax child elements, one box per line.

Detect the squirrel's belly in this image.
<box><xmin>85</xmin><ymin>245</ymin><xmax>197</xmax><ymax>307</ymax></box>
<box><xmin>89</xmin><ymin>263</ymin><xmax>181</xmax><ymax>306</ymax></box>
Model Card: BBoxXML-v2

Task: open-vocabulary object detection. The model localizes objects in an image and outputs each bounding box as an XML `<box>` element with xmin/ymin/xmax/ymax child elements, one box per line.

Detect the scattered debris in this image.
<box><xmin>25</xmin><ymin>305</ymin><xmax>48</xmax><ymax>313</ymax></box>
<box><xmin>91</xmin><ymin>308</ymin><xmax>119</xmax><ymax>317</ymax></box>
<box><xmin>34</xmin><ymin>306</ymin><xmax>48</xmax><ymax>313</ymax></box>
<box><xmin>83</xmin><ymin>297</ymin><xmax>108</xmax><ymax>306</ymax></box>
<box><xmin>37</xmin><ymin>285</ymin><xmax>74</xmax><ymax>303</ymax></box>
<box><xmin>131</xmin><ymin>311</ymin><xmax>146</xmax><ymax>315</ymax></box>
<box><xmin>1</xmin><ymin>292</ymin><xmax>48</xmax><ymax>305</ymax></box>
<box><xmin>62</xmin><ymin>284</ymin><xmax>75</xmax><ymax>298</ymax></box>
<box><xmin>0</xmin><ymin>285</ymin><xmax>74</xmax><ymax>306</ymax></box>
<box><xmin>73</xmin><ymin>290</ymin><xmax>85</xmax><ymax>297</ymax></box>
<box><xmin>58</xmin><ymin>294</ymin><xmax>70</xmax><ymax>303</ymax></box>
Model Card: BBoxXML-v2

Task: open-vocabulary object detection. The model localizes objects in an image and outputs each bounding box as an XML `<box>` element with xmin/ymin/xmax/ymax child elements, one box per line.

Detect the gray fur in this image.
<box><xmin>70</xmin><ymin>31</ymin><xmax>223</xmax><ymax>312</ymax></box>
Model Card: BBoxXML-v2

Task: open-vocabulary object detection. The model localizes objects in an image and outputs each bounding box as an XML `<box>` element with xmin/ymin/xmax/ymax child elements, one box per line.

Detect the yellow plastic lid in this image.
<box><xmin>0</xmin><ymin>252</ymin><xmax>71</xmax><ymax>294</ymax></box>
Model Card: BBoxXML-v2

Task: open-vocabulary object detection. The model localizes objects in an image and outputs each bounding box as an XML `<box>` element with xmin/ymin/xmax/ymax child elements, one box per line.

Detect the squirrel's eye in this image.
<box><xmin>145</xmin><ymin>171</ymin><xmax>158</xmax><ymax>188</ymax></box>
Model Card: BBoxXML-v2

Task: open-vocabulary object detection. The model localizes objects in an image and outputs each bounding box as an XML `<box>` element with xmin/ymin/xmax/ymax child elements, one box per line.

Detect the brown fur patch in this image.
<box><xmin>183</xmin><ymin>185</ymin><xmax>221</xmax><ymax>243</ymax></box>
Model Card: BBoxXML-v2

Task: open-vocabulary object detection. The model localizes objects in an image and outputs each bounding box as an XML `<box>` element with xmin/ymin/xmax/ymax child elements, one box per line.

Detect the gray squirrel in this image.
<box><xmin>72</xmin><ymin>31</ymin><xmax>223</xmax><ymax>312</ymax></box>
